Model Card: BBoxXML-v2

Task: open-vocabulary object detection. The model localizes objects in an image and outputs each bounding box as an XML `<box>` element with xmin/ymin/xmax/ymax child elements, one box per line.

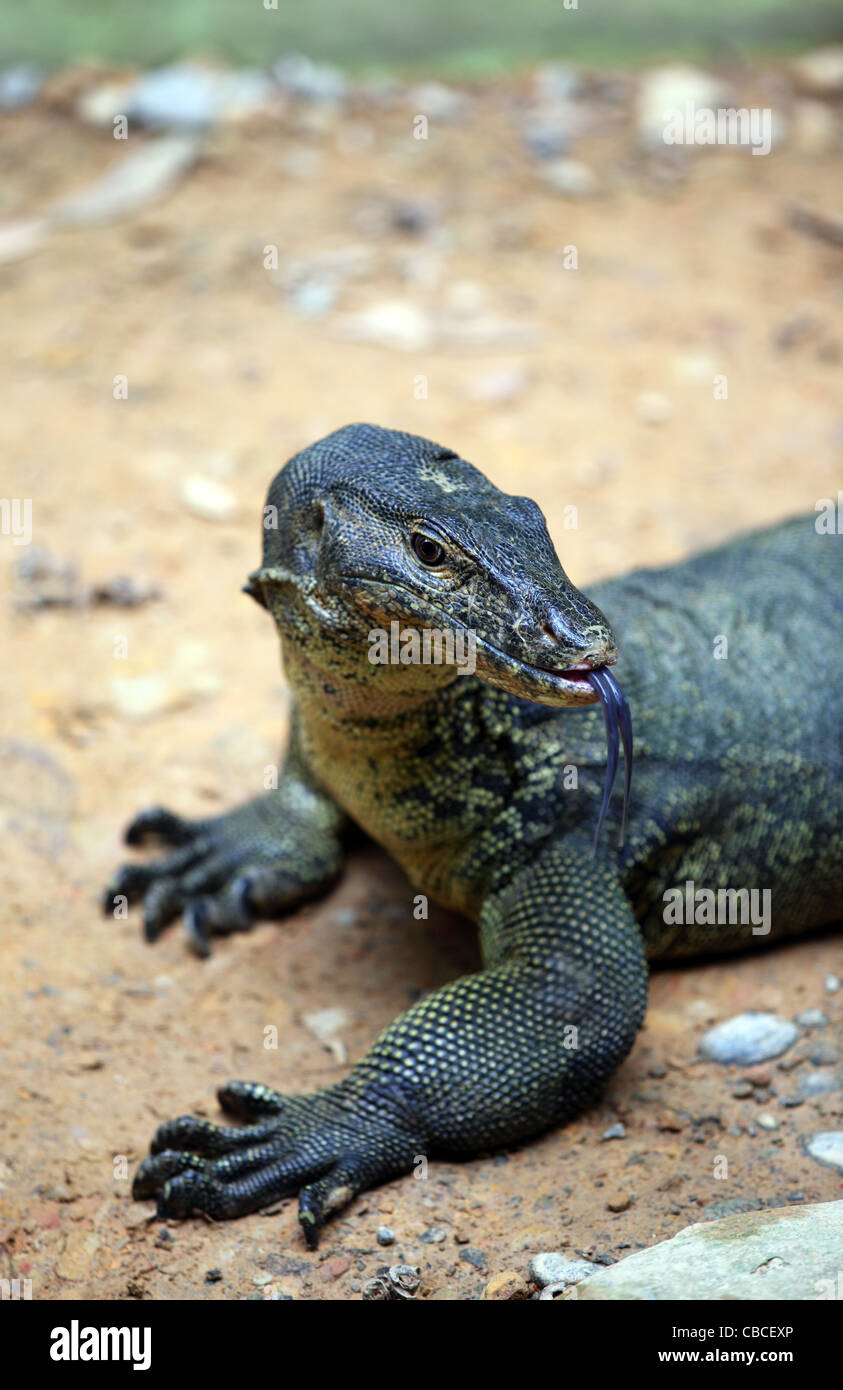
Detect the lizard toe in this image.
<box><xmin>182</xmin><ymin>876</ymin><xmax>256</xmax><ymax>956</ymax></box>
<box><xmin>149</xmin><ymin>1115</ymin><xmax>286</xmax><ymax>1157</ymax></box>
<box><xmin>140</xmin><ymin>851</ymin><xmax>240</xmax><ymax>944</ymax></box>
<box><xmin>146</xmin><ymin>1146</ymin><xmax>334</xmax><ymax>1221</ymax></box>
<box><xmin>217</xmin><ymin>1080</ymin><xmax>287</xmax><ymax>1119</ymax></box>
<box><xmin>125</xmin><ymin>805</ymin><xmax>196</xmax><ymax>847</ymax></box>
<box><xmin>297</xmin><ymin>1157</ymin><xmax>380</xmax><ymax>1248</ymax></box>
<box><xmin>103</xmin><ymin>842</ymin><xmax>207</xmax><ymax>918</ymax></box>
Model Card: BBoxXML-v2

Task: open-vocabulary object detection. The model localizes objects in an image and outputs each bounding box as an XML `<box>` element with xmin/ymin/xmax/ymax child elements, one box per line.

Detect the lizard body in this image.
<box><xmin>109</xmin><ymin>424</ymin><xmax>842</xmax><ymax>1244</ymax></box>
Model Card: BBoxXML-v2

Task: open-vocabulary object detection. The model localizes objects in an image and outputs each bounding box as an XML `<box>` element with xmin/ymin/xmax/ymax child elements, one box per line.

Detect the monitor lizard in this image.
<box><xmin>106</xmin><ymin>423</ymin><xmax>842</xmax><ymax>1247</ymax></box>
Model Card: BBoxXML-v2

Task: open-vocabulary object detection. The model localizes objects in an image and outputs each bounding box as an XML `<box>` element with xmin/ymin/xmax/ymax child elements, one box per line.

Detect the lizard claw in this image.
<box><xmin>132</xmin><ymin>1080</ymin><xmax>422</xmax><ymax>1246</ymax></box>
<box><xmin>125</xmin><ymin>805</ymin><xmax>194</xmax><ymax>846</ymax></box>
<box><xmin>104</xmin><ymin>798</ymin><xmax>341</xmax><ymax>952</ymax></box>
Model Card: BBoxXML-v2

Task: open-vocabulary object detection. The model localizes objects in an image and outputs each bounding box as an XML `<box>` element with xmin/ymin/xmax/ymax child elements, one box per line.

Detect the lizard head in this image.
<box><xmin>249</xmin><ymin>424</ymin><xmax>632</xmax><ymax>848</ymax></box>
<box><xmin>249</xmin><ymin>422</ymin><xmax>618</xmax><ymax>710</ymax></box>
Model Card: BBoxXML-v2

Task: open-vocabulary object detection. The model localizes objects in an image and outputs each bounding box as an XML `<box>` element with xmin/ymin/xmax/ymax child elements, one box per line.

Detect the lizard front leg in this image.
<box><xmin>132</xmin><ymin>839</ymin><xmax>648</xmax><ymax>1244</ymax></box>
<box><xmin>103</xmin><ymin>712</ymin><xmax>348</xmax><ymax>955</ymax></box>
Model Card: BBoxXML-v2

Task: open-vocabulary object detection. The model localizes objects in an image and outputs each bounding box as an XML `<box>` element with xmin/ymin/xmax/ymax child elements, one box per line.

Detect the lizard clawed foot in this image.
<box><xmin>132</xmin><ymin>1080</ymin><xmax>422</xmax><ymax>1247</ymax></box>
<box><xmin>103</xmin><ymin>798</ymin><xmax>332</xmax><ymax>955</ymax></box>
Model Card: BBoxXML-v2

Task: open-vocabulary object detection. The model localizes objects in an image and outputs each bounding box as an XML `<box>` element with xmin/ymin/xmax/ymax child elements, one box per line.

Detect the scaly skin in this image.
<box><xmin>109</xmin><ymin>424</ymin><xmax>843</xmax><ymax>1246</ymax></box>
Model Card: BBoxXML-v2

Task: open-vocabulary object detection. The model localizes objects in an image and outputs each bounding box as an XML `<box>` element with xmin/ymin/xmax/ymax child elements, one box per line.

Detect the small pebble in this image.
<box><xmin>743</xmin><ymin>1064</ymin><xmax>773</xmax><ymax>1087</ymax></box>
<box><xmin>607</xmin><ymin>1192</ymin><xmax>631</xmax><ymax>1213</ymax></box>
<box><xmin>778</xmin><ymin>1052</ymin><xmax>803</xmax><ymax>1072</ymax></box>
<box><xmin>419</xmin><ymin>1227</ymin><xmax>447</xmax><ymax>1244</ymax></box>
<box><xmin>804</xmin><ymin>1131</ymin><xmax>843</xmax><ymax>1173</ymax></box>
<box><xmin>700</xmin><ymin>1012</ymin><xmax>799</xmax><ymax>1066</ymax></box>
<box><xmin>731</xmin><ymin>1081</ymin><xmax>753</xmax><ymax>1098</ymax></box>
<box><xmin>602</xmin><ymin>1122</ymin><xmax>626</xmax><ymax>1140</ymax></box>
<box><xmin>798</xmin><ymin>1069</ymin><xmax>841</xmax><ymax>1098</ymax></box>
<box><xmin>795</xmin><ymin>1009</ymin><xmax>829</xmax><ymax>1029</ymax></box>
<box><xmin>376</xmin><ymin>1225</ymin><xmax>395</xmax><ymax>1247</ymax></box>
<box><xmin>825</xmin><ymin>974</ymin><xmax>840</xmax><ymax>994</ymax></box>
<box><xmin>779</xmin><ymin>1094</ymin><xmax>804</xmax><ymax>1108</ymax></box>
<box><xmin>809</xmin><ymin>1041</ymin><xmax>840</xmax><ymax>1067</ymax></box>
<box><xmin>408</xmin><ymin>81</ymin><xmax>464</xmax><ymax>122</ymax></box>
<box><xmin>459</xmin><ymin>1248</ymin><xmax>486</xmax><ymax>1269</ymax></box>
<box><xmin>483</xmin><ymin>1270</ymin><xmax>530</xmax><ymax>1300</ymax></box>
<box><xmin>757</xmin><ymin>1113</ymin><xmax>779</xmax><ymax>1131</ymax></box>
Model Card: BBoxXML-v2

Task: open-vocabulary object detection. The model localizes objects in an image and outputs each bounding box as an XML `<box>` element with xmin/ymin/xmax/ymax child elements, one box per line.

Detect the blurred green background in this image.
<box><xmin>1</xmin><ymin>0</ymin><xmax>842</xmax><ymax>73</ymax></box>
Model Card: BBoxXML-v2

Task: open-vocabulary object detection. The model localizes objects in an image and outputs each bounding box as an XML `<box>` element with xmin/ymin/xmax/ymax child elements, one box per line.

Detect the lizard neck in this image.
<box><xmin>281</xmin><ymin>628</ymin><xmax>512</xmax><ymax>913</ymax></box>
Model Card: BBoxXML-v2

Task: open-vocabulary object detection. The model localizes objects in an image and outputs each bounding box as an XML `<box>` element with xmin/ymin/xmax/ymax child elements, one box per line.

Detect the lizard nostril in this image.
<box><xmin>542</xmin><ymin>622</ymin><xmax>559</xmax><ymax>644</ymax></box>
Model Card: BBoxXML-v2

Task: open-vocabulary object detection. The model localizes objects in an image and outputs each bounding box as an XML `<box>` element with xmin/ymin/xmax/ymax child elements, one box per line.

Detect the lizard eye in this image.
<box><xmin>411</xmin><ymin>533</ymin><xmax>446</xmax><ymax>567</ymax></box>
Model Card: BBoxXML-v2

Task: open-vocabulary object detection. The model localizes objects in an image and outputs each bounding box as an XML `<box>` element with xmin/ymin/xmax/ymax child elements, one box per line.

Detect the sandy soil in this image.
<box><xmin>1</xmin><ymin>65</ymin><xmax>841</xmax><ymax>1301</ymax></box>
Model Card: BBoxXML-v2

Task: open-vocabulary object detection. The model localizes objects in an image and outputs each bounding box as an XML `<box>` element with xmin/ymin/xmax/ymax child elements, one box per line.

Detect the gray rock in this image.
<box><xmin>796</xmin><ymin>1009</ymin><xmax>829</xmax><ymax>1028</ymax></box>
<box><xmin>804</xmin><ymin>1132</ymin><xmax>843</xmax><ymax>1173</ymax></box>
<box><xmin>126</xmin><ymin>65</ymin><xmax>273</xmax><ymax>130</ymax></box>
<box><xmin>825</xmin><ymin>974</ymin><xmax>840</xmax><ymax>994</ymax></box>
<box><xmin>376</xmin><ymin>1225</ymin><xmax>395</xmax><ymax>1246</ymax></box>
<box><xmin>408</xmin><ymin>82</ymin><xmax>464</xmax><ymax>123</ymax></box>
<box><xmin>809</xmin><ymin>1040</ymin><xmax>840</xmax><ymax>1067</ymax></box>
<box><xmin>798</xmin><ymin>1070</ymin><xmax>841</xmax><ymax>1098</ymax></box>
<box><xmin>529</xmin><ymin>1253</ymin><xmax>598</xmax><ymax>1288</ymax></box>
<box><xmin>0</xmin><ymin>63</ymin><xmax>43</xmax><ymax>109</ymax></box>
<box><xmin>578</xmin><ymin>1201</ymin><xmax>843</xmax><ymax>1300</ymax></box>
<box><xmin>700</xmin><ymin>1012</ymin><xmax>799</xmax><ymax>1066</ymax></box>
<box><xmin>272</xmin><ymin>53</ymin><xmax>346</xmax><ymax>105</ymax></box>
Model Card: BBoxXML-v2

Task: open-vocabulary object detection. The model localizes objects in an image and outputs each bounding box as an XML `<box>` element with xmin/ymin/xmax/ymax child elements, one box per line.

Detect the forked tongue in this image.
<box><xmin>585</xmin><ymin>667</ymin><xmax>633</xmax><ymax>854</ymax></box>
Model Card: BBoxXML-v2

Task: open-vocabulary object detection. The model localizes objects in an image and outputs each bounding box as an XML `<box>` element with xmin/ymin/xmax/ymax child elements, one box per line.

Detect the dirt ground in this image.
<box><xmin>1</xmin><ymin>62</ymin><xmax>841</xmax><ymax>1301</ymax></box>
